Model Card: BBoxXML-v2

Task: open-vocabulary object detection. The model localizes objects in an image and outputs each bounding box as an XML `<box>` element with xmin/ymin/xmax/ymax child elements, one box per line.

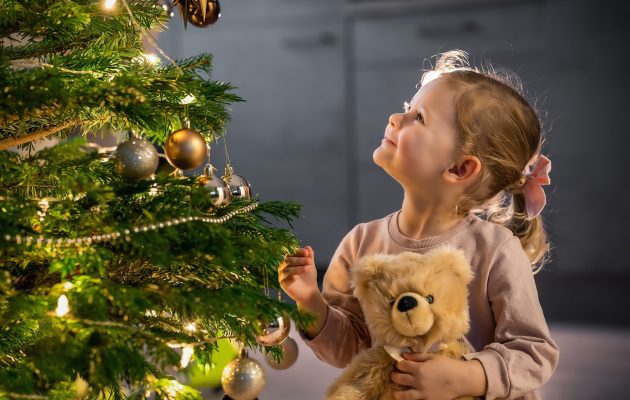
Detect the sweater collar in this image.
<box><xmin>388</xmin><ymin>210</ymin><xmax>476</xmax><ymax>249</ymax></box>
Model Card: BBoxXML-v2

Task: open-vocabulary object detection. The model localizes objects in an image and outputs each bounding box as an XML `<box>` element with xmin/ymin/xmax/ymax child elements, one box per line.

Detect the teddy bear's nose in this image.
<box><xmin>397</xmin><ymin>295</ymin><xmax>418</xmax><ymax>312</ymax></box>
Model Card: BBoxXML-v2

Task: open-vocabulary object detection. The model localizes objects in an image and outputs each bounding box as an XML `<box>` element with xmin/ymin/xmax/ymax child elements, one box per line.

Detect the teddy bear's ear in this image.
<box><xmin>424</xmin><ymin>245</ymin><xmax>474</xmax><ymax>285</ymax></box>
<box><xmin>351</xmin><ymin>253</ymin><xmax>395</xmax><ymax>299</ymax></box>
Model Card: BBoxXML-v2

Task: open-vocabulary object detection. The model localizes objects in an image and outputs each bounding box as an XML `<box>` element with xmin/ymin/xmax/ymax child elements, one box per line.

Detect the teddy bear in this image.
<box><xmin>325</xmin><ymin>245</ymin><xmax>476</xmax><ymax>400</ymax></box>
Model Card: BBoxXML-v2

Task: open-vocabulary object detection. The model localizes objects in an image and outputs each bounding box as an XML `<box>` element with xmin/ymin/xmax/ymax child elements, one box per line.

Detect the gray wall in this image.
<box><xmin>159</xmin><ymin>0</ymin><xmax>630</xmax><ymax>325</ymax></box>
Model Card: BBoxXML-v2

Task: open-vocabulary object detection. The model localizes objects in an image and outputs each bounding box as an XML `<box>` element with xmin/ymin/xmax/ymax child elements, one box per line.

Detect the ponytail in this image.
<box><xmin>485</xmin><ymin>190</ymin><xmax>550</xmax><ymax>273</ymax></box>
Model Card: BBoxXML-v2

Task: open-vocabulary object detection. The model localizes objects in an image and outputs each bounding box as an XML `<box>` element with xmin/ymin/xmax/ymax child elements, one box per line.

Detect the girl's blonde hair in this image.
<box><xmin>421</xmin><ymin>50</ymin><xmax>551</xmax><ymax>271</ymax></box>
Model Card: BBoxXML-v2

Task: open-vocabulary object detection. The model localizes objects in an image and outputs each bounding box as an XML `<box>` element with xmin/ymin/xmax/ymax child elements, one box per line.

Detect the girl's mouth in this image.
<box><xmin>383</xmin><ymin>137</ymin><xmax>396</xmax><ymax>146</ymax></box>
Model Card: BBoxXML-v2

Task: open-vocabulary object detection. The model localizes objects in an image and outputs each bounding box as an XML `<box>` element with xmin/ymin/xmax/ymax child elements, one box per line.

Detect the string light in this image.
<box><xmin>56</xmin><ymin>295</ymin><xmax>70</xmax><ymax>317</ymax></box>
<box><xmin>3</xmin><ymin>202</ymin><xmax>259</xmax><ymax>249</ymax></box>
<box><xmin>180</xmin><ymin>345</ymin><xmax>194</xmax><ymax>368</ymax></box>
<box><xmin>103</xmin><ymin>0</ymin><xmax>117</xmax><ymax>10</ymax></box>
<box><xmin>184</xmin><ymin>322</ymin><xmax>197</xmax><ymax>332</ymax></box>
<box><xmin>180</xmin><ymin>94</ymin><xmax>196</xmax><ymax>105</ymax></box>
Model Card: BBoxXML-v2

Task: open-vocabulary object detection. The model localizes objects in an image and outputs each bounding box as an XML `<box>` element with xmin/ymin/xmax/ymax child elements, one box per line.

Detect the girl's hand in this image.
<box><xmin>278</xmin><ymin>246</ymin><xmax>319</xmax><ymax>305</ymax></box>
<box><xmin>391</xmin><ymin>353</ymin><xmax>486</xmax><ymax>400</ymax></box>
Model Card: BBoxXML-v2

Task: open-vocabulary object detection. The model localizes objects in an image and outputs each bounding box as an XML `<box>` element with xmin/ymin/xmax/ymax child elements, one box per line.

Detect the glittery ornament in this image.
<box><xmin>265</xmin><ymin>336</ymin><xmax>298</xmax><ymax>370</ymax></box>
<box><xmin>222</xmin><ymin>165</ymin><xmax>252</xmax><ymax>200</ymax></box>
<box><xmin>113</xmin><ymin>136</ymin><xmax>159</xmax><ymax>181</ymax></box>
<box><xmin>255</xmin><ymin>315</ymin><xmax>291</xmax><ymax>346</ymax></box>
<box><xmin>164</xmin><ymin>120</ymin><xmax>207</xmax><ymax>170</ymax></box>
<box><xmin>198</xmin><ymin>164</ymin><xmax>231</xmax><ymax>207</ymax></box>
<box><xmin>221</xmin><ymin>350</ymin><xmax>265</xmax><ymax>400</ymax></box>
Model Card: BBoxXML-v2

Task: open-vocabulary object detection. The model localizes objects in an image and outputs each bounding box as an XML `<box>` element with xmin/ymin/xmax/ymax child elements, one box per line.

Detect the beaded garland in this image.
<box><xmin>3</xmin><ymin>202</ymin><xmax>259</xmax><ymax>249</ymax></box>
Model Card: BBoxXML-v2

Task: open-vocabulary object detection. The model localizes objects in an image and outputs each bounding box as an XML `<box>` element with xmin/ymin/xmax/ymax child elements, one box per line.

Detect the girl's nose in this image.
<box><xmin>389</xmin><ymin>113</ymin><xmax>403</xmax><ymax>129</ymax></box>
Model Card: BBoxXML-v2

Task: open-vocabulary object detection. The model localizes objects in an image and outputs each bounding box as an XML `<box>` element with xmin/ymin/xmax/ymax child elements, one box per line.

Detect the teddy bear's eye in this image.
<box><xmin>426</xmin><ymin>294</ymin><xmax>434</xmax><ymax>304</ymax></box>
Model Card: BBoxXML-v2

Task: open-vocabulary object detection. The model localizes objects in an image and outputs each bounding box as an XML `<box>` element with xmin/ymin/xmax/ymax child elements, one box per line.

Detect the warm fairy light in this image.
<box><xmin>63</xmin><ymin>282</ymin><xmax>73</xmax><ymax>291</ymax></box>
<box><xmin>142</xmin><ymin>54</ymin><xmax>161</xmax><ymax>65</ymax></box>
<box><xmin>103</xmin><ymin>0</ymin><xmax>117</xmax><ymax>10</ymax></box>
<box><xmin>180</xmin><ymin>345</ymin><xmax>194</xmax><ymax>368</ymax></box>
<box><xmin>184</xmin><ymin>322</ymin><xmax>197</xmax><ymax>332</ymax></box>
<box><xmin>56</xmin><ymin>295</ymin><xmax>70</xmax><ymax>317</ymax></box>
<box><xmin>180</xmin><ymin>94</ymin><xmax>196</xmax><ymax>104</ymax></box>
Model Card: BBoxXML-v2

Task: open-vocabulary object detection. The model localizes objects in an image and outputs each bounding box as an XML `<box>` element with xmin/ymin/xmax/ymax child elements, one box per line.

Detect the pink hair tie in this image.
<box><xmin>520</xmin><ymin>155</ymin><xmax>551</xmax><ymax>220</ymax></box>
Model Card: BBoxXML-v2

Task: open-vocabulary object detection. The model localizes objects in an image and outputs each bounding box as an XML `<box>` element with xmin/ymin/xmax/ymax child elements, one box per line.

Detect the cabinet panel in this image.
<box><xmin>353</xmin><ymin>2</ymin><xmax>545</xmax><ymax>67</ymax></box>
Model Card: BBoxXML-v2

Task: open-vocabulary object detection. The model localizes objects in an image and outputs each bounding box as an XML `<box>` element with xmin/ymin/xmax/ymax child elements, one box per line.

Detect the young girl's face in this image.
<box><xmin>373</xmin><ymin>77</ymin><xmax>460</xmax><ymax>192</ymax></box>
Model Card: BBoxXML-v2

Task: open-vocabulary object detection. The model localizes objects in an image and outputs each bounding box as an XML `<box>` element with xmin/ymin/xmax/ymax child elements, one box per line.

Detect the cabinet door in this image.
<box><xmin>160</xmin><ymin>16</ymin><xmax>348</xmax><ymax>261</ymax></box>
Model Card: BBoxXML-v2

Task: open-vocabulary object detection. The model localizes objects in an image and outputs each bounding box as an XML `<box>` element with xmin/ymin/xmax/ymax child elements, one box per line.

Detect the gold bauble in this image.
<box><xmin>255</xmin><ymin>315</ymin><xmax>291</xmax><ymax>346</ymax></box>
<box><xmin>164</xmin><ymin>127</ymin><xmax>207</xmax><ymax>170</ymax></box>
<box><xmin>221</xmin><ymin>352</ymin><xmax>265</xmax><ymax>400</ymax></box>
<box><xmin>265</xmin><ymin>336</ymin><xmax>299</xmax><ymax>370</ymax></box>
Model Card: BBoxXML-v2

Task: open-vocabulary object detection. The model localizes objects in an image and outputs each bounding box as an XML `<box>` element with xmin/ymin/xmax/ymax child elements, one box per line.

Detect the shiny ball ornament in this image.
<box><xmin>164</xmin><ymin>124</ymin><xmax>207</xmax><ymax>170</ymax></box>
<box><xmin>221</xmin><ymin>352</ymin><xmax>265</xmax><ymax>400</ymax></box>
<box><xmin>222</xmin><ymin>166</ymin><xmax>252</xmax><ymax>200</ymax></box>
<box><xmin>265</xmin><ymin>336</ymin><xmax>299</xmax><ymax>370</ymax></box>
<box><xmin>198</xmin><ymin>164</ymin><xmax>231</xmax><ymax>207</ymax></box>
<box><xmin>188</xmin><ymin>0</ymin><xmax>221</xmax><ymax>27</ymax></box>
<box><xmin>255</xmin><ymin>315</ymin><xmax>291</xmax><ymax>346</ymax></box>
<box><xmin>113</xmin><ymin>137</ymin><xmax>159</xmax><ymax>181</ymax></box>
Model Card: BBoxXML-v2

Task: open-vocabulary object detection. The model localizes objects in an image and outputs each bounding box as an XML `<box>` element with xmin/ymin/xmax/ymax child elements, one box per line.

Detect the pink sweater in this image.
<box><xmin>298</xmin><ymin>210</ymin><xmax>559</xmax><ymax>400</ymax></box>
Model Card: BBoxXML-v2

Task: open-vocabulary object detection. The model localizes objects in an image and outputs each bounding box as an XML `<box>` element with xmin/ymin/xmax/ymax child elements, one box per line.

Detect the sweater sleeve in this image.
<box><xmin>297</xmin><ymin>224</ymin><xmax>372</xmax><ymax>368</ymax></box>
<box><xmin>462</xmin><ymin>236</ymin><xmax>560</xmax><ymax>399</ymax></box>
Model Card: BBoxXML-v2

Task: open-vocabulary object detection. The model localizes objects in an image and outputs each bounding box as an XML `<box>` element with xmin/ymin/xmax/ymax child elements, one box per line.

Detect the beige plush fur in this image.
<box><xmin>325</xmin><ymin>246</ymin><xmax>476</xmax><ymax>400</ymax></box>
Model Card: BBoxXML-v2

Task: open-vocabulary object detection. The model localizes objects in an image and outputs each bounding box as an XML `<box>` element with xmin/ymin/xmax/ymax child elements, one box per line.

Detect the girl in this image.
<box><xmin>278</xmin><ymin>50</ymin><xmax>559</xmax><ymax>400</ymax></box>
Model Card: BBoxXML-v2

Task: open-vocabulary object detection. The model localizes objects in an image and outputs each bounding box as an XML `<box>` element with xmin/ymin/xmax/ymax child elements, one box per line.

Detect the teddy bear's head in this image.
<box><xmin>351</xmin><ymin>246</ymin><xmax>473</xmax><ymax>351</ymax></box>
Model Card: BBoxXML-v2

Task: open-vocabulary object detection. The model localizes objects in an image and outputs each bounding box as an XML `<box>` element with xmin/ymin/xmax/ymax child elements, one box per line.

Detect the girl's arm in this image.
<box><xmin>297</xmin><ymin>224</ymin><xmax>372</xmax><ymax>368</ymax></box>
<box><xmin>462</xmin><ymin>236</ymin><xmax>560</xmax><ymax>399</ymax></box>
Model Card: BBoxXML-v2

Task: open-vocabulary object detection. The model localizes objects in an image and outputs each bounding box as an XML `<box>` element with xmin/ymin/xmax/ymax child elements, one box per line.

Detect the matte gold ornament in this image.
<box><xmin>198</xmin><ymin>163</ymin><xmax>231</xmax><ymax>207</ymax></box>
<box><xmin>221</xmin><ymin>350</ymin><xmax>265</xmax><ymax>400</ymax></box>
<box><xmin>113</xmin><ymin>135</ymin><xmax>159</xmax><ymax>181</ymax></box>
<box><xmin>222</xmin><ymin>165</ymin><xmax>252</xmax><ymax>200</ymax></box>
<box><xmin>255</xmin><ymin>315</ymin><xmax>290</xmax><ymax>346</ymax></box>
<box><xmin>265</xmin><ymin>336</ymin><xmax>299</xmax><ymax>370</ymax></box>
<box><xmin>164</xmin><ymin>121</ymin><xmax>207</xmax><ymax>170</ymax></box>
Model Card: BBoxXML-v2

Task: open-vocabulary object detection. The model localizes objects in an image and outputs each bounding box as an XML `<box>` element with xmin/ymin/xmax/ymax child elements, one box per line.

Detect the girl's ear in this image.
<box><xmin>444</xmin><ymin>155</ymin><xmax>481</xmax><ymax>184</ymax></box>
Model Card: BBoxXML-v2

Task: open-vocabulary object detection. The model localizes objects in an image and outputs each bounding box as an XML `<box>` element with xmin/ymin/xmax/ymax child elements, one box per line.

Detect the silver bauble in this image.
<box><xmin>255</xmin><ymin>315</ymin><xmax>291</xmax><ymax>346</ymax></box>
<box><xmin>198</xmin><ymin>164</ymin><xmax>231</xmax><ymax>207</ymax></box>
<box><xmin>265</xmin><ymin>336</ymin><xmax>298</xmax><ymax>370</ymax></box>
<box><xmin>113</xmin><ymin>137</ymin><xmax>159</xmax><ymax>181</ymax></box>
<box><xmin>222</xmin><ymin>165</ymin><xmax>252</xmax><ymax>200</ymax></box>
<box><xmin>221</xmin><ymin>352</ymin><xmax>265</xmax><ymax>400</ymax></box>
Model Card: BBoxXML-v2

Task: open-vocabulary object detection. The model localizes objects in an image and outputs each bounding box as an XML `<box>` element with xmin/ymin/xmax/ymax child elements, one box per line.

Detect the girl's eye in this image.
<box><xmin>425</xmin><ymin>294</ymin><xmax>434</xmax><ymax>304</ymax></box>
<box><xmin>416</xmin><ymin>112</ymin><xmax>424</xmax><ymax>122</ymax></box>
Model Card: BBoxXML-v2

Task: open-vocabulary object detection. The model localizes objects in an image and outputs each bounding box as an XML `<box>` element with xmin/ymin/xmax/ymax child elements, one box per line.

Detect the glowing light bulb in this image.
<box><xmin>180</xmin><ymin>346</ymin><xmax>194</xmax><ymax>368</ymax></box>
<box><xmin>180</xmin><ymin>94</ymin><xmax>196</xmax><ymax>105</ymax></box>
<box><xmin>56</xmin><ymin>295</ymin><xmax>70</xmax><ymax>317</ymax></box>
<box><xmin>63</xmin><ymin>281</ymin><xmax>73</xmax><ymax>291</ymax></box>
<box><xmin>184</xmin><ymin>322</ymin><xmax>196</xmax><ymax>332</ymax></box>
<box><xmin>103</xmin><ymin>0</ymin><xmax>117</xmax><ymax>10</ymax></box>
<box><xmin>143</xmin><ymin>54</ymin><xmax>160</xmax><ymax>65</ymax></box>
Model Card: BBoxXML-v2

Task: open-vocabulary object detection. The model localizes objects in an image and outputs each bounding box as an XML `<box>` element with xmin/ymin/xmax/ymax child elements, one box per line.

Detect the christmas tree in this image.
<box><xmin>0</xmin><ymin>1</ymin><xmax>309</xmax><ymax>398</ymax></box>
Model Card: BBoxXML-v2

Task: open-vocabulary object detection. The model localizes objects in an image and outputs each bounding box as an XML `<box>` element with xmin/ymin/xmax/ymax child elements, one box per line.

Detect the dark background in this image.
<box><xmin>156</xmin><ymin>1</ymin><xmax>630</xmax><ymax>397</ymax></box>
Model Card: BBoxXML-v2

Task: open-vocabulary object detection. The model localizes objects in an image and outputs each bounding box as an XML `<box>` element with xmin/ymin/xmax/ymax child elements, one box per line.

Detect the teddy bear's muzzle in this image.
<box><xmin>392</xmin><ymin>292</ymin><xmax>434</xmax><ymax>337</ymax></box>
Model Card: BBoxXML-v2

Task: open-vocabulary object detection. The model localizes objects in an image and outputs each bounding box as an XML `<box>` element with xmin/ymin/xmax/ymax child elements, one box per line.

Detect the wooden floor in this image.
<box><xmin>200</xmin><ymin>323</ymin><xmax>630</xmax><ymax>399</ymax></box>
